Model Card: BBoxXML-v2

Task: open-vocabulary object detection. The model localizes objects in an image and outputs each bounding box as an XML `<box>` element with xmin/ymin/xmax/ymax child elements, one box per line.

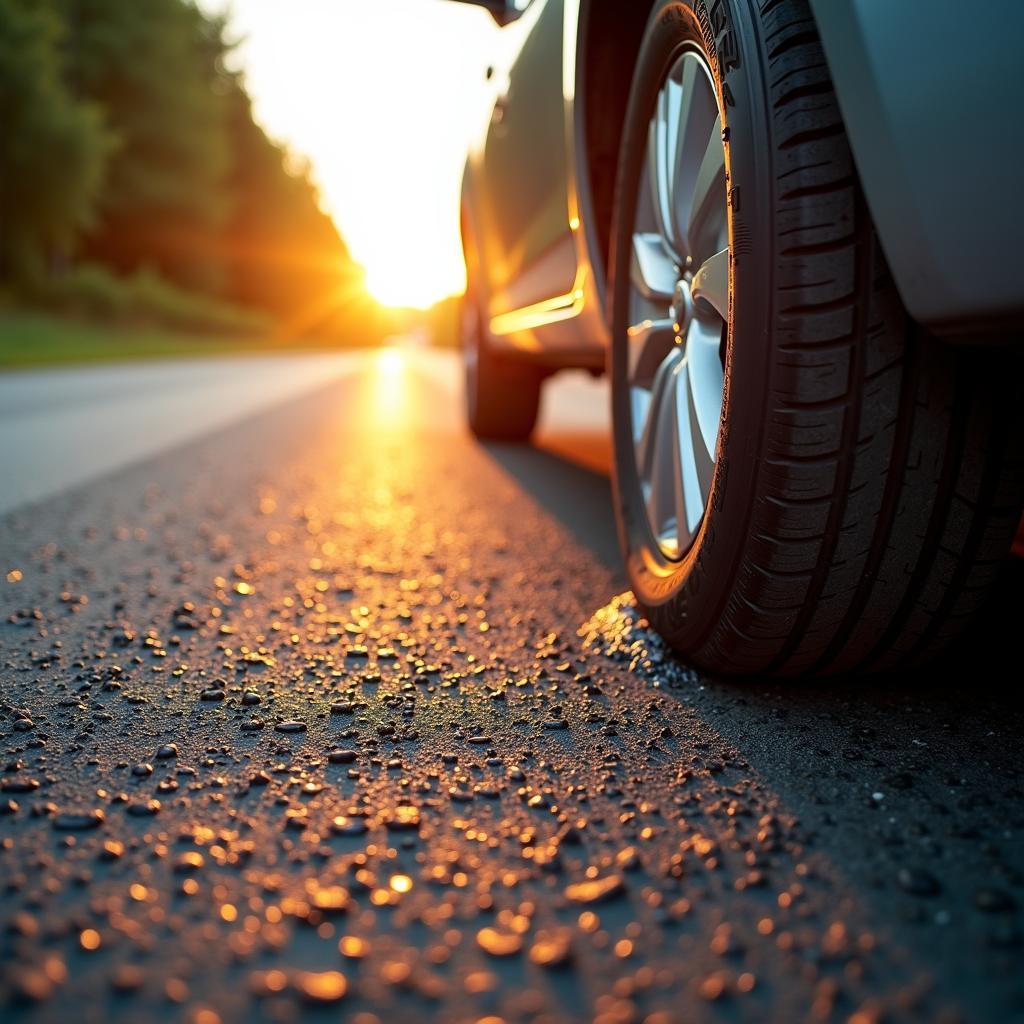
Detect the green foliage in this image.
<box><xmin>23</xmin><ymin>263</ymin><xmax>268</xmax><ymax>335</ymax></box>
<box><xmin>59</xmin><ymin>0</ymin><xmax>233</xmax><ymax>291</ymax></box>
<box><xmin>0</xmin><ymin>310</ymin><xmax>287</xmax><ymax>369</ymax></box>
<box><xmin>0</xmin><ymin>0</ymin><xmax>110</xmax><ymax>282</ymax></box>
<box><xmin>0</xmin><ymin>0</ymin><xmax>382</xmax><ymax>343</ymax></box>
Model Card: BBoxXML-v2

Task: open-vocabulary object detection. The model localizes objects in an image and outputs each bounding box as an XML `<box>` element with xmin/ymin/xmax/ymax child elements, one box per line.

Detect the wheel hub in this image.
<box><xmin>671</xmin><ymin>279</ymin><xmax>693</xmax><ymax>342</ymax></box>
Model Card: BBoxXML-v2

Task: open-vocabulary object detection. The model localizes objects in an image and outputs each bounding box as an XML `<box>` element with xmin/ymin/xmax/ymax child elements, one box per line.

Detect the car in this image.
<box><xmin>452</xmin><ymin>0</ymin><xmax>1024</xmax><ymax>677</ymax></box>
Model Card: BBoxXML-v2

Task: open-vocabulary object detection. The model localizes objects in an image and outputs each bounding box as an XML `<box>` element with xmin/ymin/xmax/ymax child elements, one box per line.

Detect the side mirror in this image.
<box><xmin>446</xmin><ymin>0</ymin><xmax>522</xmax><ymax>27</ymax></box>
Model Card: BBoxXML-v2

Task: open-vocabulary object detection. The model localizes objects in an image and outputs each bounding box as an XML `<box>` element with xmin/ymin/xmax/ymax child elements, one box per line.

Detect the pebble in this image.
<box><xmin>174</xmin><ymin>851</ymin><xmax>205</xmax><ymax>872</ymax></box>
<box><xmin>529</xmin><ymin>929</ymin><xmax>572</xmax><ymax>968</ymax></box>
<box><xmin>126</xmin><ymin>799</ymin><xmax>161</xmax><ymax>817</ymax></box>
<box><xmin>250</xmin><ymin>970</ymin><xmax>288</xmax><ymax>998</ymax></box>
<box><xmin>385</xmin><ymin>806</ymin><xmax>421</xmax><ymax>831</ymax></box>
<box><xmin>331</xmin><ymin>814</ymin><xmax>368</xmax><ymax>836</ymax></box>
<box><xmin>292</xmin><ymin>970</ymin><xmax>348</xmax><ymax>1004</ymax></box>
<box><xmin>311</xmin><ymin>885</ymin><xmax>351</xmax><ymax>913</ymax></box>
<box><xmin>99</xmin><ymin>840</ymin><xmax>124</xmax><ymax>860</ymax></box>
<box><xmin>2</xmin><ymin>778</ymin><xmax>40</xmax><ymax>793</ymax></box>
<box><xmin>53</xmin><ymin>809</ymin><xmax>105</xmax><ymax>830</ymax></box>
<box><xmin>477</xmin><ymin>927</ymin><xmax>523</xmax><ymax>956</ymax></box>
<box><xmin>564</xmin><ymin>874</ymin><xmax>625</xmax><ymax>904</ymax></box>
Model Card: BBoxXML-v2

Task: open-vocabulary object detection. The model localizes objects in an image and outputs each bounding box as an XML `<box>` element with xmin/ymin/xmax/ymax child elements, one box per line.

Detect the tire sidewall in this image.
<box><xmin>609</xmin><ymin>0</ymin><xmax>774</xmax><ymax>650</ymax></box>
<box><xmin>462</xmin><ymin>293</ymin><xmax>482</xmax><ymax>425</ymax></box>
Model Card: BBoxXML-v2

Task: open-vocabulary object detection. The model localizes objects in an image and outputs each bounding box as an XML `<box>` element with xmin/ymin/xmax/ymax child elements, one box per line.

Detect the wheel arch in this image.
<box><xmin>576</xmin><ymin>0</ymin><xmax>658</xmax><ymax>314</ymax></box>
<box><xmin>808</xmin><ymin>0</ymin><xmax>1024</xmax><ymax>336</ymax></box>
<box><xmin>459</xmin><ymin>162</ymin><xmax>488</xmax><ymax>315</ymax></box>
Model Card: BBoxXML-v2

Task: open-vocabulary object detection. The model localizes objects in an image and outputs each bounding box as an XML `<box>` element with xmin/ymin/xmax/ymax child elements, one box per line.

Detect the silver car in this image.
<box><xmin>454</xmin><ymin>0</ymin><xmax>1024</xmax><ymax>677</ymax></box>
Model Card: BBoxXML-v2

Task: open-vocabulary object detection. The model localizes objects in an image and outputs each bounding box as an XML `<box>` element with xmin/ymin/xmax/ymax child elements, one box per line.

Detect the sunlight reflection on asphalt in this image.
<box><xmin>0</xmin><ymin>353</ymin><xmax>1020</xmax><ymax>1022</ymax></box>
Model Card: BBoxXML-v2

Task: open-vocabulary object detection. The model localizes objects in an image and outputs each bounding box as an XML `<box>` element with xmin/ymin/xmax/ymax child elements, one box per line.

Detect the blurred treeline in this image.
<box><xmin>0</xmin><ymin>0</ymin><xmax>387</xmax><ymax>340</ymax></box>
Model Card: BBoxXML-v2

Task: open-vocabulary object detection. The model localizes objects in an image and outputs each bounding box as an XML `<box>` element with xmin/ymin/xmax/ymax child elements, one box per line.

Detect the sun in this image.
<box><xmin>210</xmin><ymin>0</ymin><xmax>499</xmax><ymax>312</ymax></box>
<box><xmin>365</xmin><ymin>256</ymin><xmax>465</xmax><ymax>311</ymax></box>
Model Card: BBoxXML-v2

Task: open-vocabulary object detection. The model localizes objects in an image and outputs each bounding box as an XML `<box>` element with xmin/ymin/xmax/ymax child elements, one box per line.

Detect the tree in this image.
<box><xmin>58</xmin><ymin>0</ymin><xmax>378</xmax><ymax>336</ymax></box>
<box><xmin>220</xmin><ymin>81</ymin><xmax>373</xmax><ymax>334</ymax></box>
<box><xmin>0</xmin><ymin>0</ymin><xmax>109</xmax><ymax>283</ymax></box>
<box><xmin>59</xmin><ymin>0</ymin><xmax>232</xmax><ymax>292</ymax></box>
<box><xmin>3</xmin><ymin>0</ymin><xmax>384</xmax><ymax>340</ymax></box>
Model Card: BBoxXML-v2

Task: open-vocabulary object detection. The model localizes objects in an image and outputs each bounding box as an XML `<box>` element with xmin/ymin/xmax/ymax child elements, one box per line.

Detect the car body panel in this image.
<box><xmin>477</xmin><ymin>0</ymin><xmax>574</xmax><ymax>302</ymax></box>
<box><xmin>808</xmin><ymin>0</ymin><xmax>1024</xmax><ymax>334</ymax></box>
<box><xmin>462</xmin><ymin>0</ymin><xmax>609</xmax><ymax>366</ymax></box>
<box><xmin>463</xmin><ymin>0</ymin><xmax>1024</xmax><ymax>363</ymax></box>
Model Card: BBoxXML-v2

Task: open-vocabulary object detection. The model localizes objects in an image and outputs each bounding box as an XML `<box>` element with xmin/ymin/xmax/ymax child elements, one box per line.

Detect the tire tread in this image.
<box><xmin>658</xmin><ymin>0</ymin><xmax>1024</xmax><ymax>675</ymax></box>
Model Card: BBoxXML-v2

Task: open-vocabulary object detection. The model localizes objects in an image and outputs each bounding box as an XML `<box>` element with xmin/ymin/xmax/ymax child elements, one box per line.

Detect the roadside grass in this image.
<box><xmin>0</xmin><ymin>311</ymin><xmax>329</xmax><ymax>369</ymax></box>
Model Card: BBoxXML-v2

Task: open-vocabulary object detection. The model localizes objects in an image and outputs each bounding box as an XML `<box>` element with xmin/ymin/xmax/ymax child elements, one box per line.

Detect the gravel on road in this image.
<box><xmin>1</xmin><ymin>357</ymin><xmax>1022</xmax><ymax>1023</ymax></box>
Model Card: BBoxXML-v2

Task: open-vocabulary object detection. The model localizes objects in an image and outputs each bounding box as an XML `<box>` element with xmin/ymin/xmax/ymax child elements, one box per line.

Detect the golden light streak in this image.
<box><xmin>205</xmin><ymin>0</ymin><xmax>500</xmax><ymax>309</ymax></box>
<box><xmin>370</xmin><ymin>347</ymin><xmax>412</xmax><ymax>428</ymax></box>
<box><xmin>488</xmin><ymin>269</ymin><xmax>588</xmax><ymax>336</ymax></box>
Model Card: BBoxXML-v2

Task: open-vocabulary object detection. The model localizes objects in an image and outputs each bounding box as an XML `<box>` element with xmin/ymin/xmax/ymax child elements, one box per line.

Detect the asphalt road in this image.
<box><xmin>1</xmin><ymin>348</ymin><xmax>1022</xmax><ymax>1024</ymax></box>
<box><xmin>0</xmin><ymin>354</ymin><xmax>363</xmax><ymax>515</ymax></box>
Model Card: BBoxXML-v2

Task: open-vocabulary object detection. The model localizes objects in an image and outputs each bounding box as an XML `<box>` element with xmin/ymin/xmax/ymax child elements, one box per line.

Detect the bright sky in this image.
<box><xmin>200</xmin><ymin>0</ymin><xmax>500</xmax><ymax>308</ymax></box>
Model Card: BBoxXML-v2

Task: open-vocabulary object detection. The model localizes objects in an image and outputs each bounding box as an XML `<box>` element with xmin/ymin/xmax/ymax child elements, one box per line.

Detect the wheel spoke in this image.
<box><xmin>671</xmin><ymin>412</ymin><xmax>688</xmax><ymax>555</ymax></box>
<box><xmin>648</xmin><ymin>87</ymin><xmax>680</xmax><ymax>259</ymax></box>
<box><xmin>670</xmin><ymin>56</ymin><xmax>719</xmax><ymax>260</ymax></box>
<box><xmin>645</xmin><ymin>363</ymin><xmax>681</xmax><ymax>545</ymax></box>
<box><xmin>685</xmin><ymin>115</ymin><xmax>726</xmax><ymax>261</ymax></box>
<box><xmin>690</xmin><ymin>247</ymin><xmax>729</xmax><ymax>320</ymax></box>
<box><xmin>632</xmin><ymin>232</ymin><xmax>677</xmax><ymax>303</ymax></box>
<box><xmin>685</xmin><ymin>370</ymin><xmax>716</xmax><ymax>511</ymax></box>
<box><xmin>630</xmin><ymin>387</ymin><xmax>652</xmax><ymax>447</ymax></box>
<box><xmin>664</xmin><ymin>75</ymin><xmax>683</xmax><ymax>218</ymax></box>
<box><xmin>635</xmin><ymin>351</ymin><xmax>678</xmax><ymax>476</ymax></box>
<box><xmin>684</xmin><ymin>317</ymin><xmax>725</xmax><ymax>459</ymax></box>
<box><xmin>673</xmin><ymin>362</ymin><xmax>707</xmax><ymax>538</ymax></box>
<box><xmin>648</xmin><ymin>92</ymin><xmax>669</xmax><ymax>250</ymax></box>
<box><xmin>627</xmin><ymin>317</ymin><xmax>675</xmax><ymax>388</ymax></box>
<box><xmin>634</xmin><ymin>149</ymin><xmax>660</xmax><ymax>236</ymax></box>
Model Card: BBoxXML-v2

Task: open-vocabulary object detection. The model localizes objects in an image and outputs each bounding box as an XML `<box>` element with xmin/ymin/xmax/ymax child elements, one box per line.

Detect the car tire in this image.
<box><xmin>461</xmin><ymin>242</ymin><xmax>544</xmax><ymax>442</ymax></box>
<box><xmin>608</xmin><ymin>0</ymin><xmax>1024</xmax><ymax>676</ymax></box>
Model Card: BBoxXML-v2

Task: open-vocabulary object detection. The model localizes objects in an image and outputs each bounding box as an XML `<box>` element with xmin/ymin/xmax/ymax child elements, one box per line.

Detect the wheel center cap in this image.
<box><xmin>671</xmin><ymin>280</ymin><xmax>692</xmax><ymax>343</ymax></box>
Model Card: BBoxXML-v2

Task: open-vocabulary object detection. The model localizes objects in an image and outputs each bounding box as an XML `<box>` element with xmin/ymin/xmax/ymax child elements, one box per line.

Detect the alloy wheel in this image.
<box><xmin>626</xmin><ymin>47</ymin><xmax>729</xmax><ymax>560</ymax></box>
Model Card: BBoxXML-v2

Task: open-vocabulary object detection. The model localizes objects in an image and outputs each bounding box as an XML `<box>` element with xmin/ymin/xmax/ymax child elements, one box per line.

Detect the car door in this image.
<box><xmin>477</xmin><ymin>0</ymin><xmax>576</xmax><ymax>314</ymax></box>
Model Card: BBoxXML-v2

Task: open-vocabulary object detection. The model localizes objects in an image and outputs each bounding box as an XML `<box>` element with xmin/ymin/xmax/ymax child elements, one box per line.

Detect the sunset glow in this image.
<box><xmin>203</xmin><ymin>0</ymin><xmax>500</xmax><ymax>309</ymax></box>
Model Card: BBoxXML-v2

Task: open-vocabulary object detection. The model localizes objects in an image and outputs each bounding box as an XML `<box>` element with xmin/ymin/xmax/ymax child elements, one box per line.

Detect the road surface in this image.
<box><xmin>1</xmin><ymin>348</ymin><xmax>1022</xmax><ymax>1023</ymax></box>
<box><xmin>0</xmin><ymin>354</ymin><xmax>364</xmax><ymax>515</ymax></box>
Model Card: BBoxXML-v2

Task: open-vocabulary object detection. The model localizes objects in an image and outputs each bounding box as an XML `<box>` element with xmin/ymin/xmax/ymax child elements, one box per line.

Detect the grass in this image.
<box><xmin>18</xmin><ymin>264</ymin><xmax>271</xmax><ymax>337</ymax></box>
<box><xmin>0</xmin><ymin>311</ymin><xmax>323</xmax><ymax>369</ymax></box>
